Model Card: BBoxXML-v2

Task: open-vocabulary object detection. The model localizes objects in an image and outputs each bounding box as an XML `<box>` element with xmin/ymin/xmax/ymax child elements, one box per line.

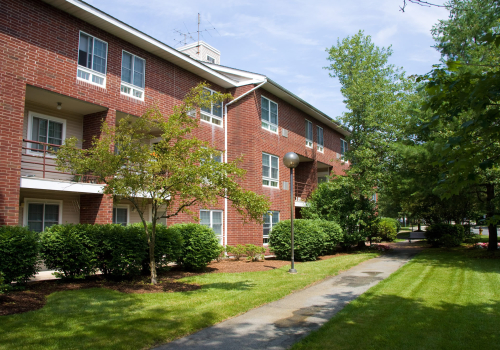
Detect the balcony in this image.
<box><xmin>20</xmin><ymin>139</ymin><xmax>104</xmax><ymax>193</ymax></box>
<box><xmin>294</xmin><ymin>181</ymin><xmax>314</xmax><ymax>206</ymax></box>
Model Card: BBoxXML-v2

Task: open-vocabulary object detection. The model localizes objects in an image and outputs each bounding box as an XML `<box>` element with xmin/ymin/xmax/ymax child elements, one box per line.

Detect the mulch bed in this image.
<box><xmin>1</xmin><ymin>255</ymin><xmax>342</xmax><ymax>316</ymax></box>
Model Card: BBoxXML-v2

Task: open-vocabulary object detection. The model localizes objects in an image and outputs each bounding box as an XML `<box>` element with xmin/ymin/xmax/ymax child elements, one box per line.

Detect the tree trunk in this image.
<box><xmin>417</xmin><ymin>221</ymin><xmax>421</xmax><ymax>232</ymax></box>
<box><xmin>149</xmin><ymin>221</ymin><xmax>157</xmax><ymax>285</ymax></box>
<box><xmin>486</xmin><ymin>184</ymin><xmax>498</xmax><ymax>252</ymax></box>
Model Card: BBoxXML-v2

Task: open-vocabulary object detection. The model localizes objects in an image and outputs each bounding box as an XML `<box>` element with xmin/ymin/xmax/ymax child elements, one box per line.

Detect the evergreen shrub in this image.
<box><xmin>425</xmin><ymin>223</ymin><xmax>465</xmax><ymax>247</ymax></box>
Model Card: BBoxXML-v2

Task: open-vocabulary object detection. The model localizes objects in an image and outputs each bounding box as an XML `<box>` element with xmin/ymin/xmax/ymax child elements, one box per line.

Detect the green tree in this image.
<box><xmin>421</xmin><ymin>0</ymin><xmax>500</xmax><ymax>249</ymax></box>
<box><xmin>325</xmin><ymin>30</ymin><xmax>417</xmax><ymax>196</ymax></box>
<box><xmin>56</xmin><ymin>83</ymin><xmax>270</xmax><ymax>284</ymax></box>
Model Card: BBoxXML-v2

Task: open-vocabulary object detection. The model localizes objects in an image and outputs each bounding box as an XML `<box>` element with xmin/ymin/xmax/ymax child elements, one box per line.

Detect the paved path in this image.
<box><xmin>154</xmin><ymin>242</ymin><xmax>423</xmax><ymax>350</ymax></box>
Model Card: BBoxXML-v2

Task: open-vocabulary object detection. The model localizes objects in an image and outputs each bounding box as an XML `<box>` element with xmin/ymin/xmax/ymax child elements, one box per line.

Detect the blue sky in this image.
<box><xmin>85</xmin><ymin>0</ymin><xmax>450</xmax><ymax>121</ymax></box>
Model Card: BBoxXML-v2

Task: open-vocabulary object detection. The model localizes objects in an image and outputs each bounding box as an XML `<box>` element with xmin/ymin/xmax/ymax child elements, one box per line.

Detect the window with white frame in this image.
<box><xmin>113</xmin><ymin>206</ymin><xmax>129</xmax><ymax>226</ymax></box>
<box><xmin>24</xmin><ymin>199</ymin><xmax>62</xmax><ymax>232</ymax></box>
<box><xmin>200</xmin><ymin>88</ymin><xmax>223</xmax><ymax>126</ymax></box>
<box><xmin>262</xmin><ymin>153</ymin><xmax>279</xmax><ymax>188</ymax></box>
<box><xmin>372</xmin><ymin>193</ymin><xmax>377</xmax><ymax>202</ymax></box>
<box><xmin>200</xmin><ymin>210</ymin><xmax>223</xmax><ymax>244</ymax></box>
<box><xmin>121</xmin><ymin>51</ymin><xmax>145</xmax><ymax>100</ymax></box>
<box><xmin>341</xmin><ymin>139</ymin><xmax>348</xmax><ymax>157</ymax></box>
<box><xmin>317</xmin><ymin>126</ymin><xmax>324</xmax><ymax>152</ymax></box>
<box><xmin>261</xmin><ymin>96</ymin><xmax>278</xmax><ymax>133</ymax></box>
<box><xmin>77</xmin><ymin>31</ymin><xmax>108</xmax><ymax>87</ymax></box>
<box><xmin>207</xmin><ymin>55</ymin><xmax>215</xmax><ymax>64</ymax></box>
<box><xmin>263</xmin><ymin>211</ymin><xmax>279</xmax><ymax>244</ymax></box>
<box><xmin>305</xmin><ymin>120</ymin><xmax>313</xmax><ymax>147</ymax></box>
<box><xmin>27</xmin><ymin>112</ymin><xmax>66</xmax><ymax>156</ymax></box>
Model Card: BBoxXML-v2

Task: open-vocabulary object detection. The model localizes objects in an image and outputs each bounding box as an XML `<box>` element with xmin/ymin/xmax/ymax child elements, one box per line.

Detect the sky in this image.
<box><xmin>85</xmin><ymin>0</ymin><xmax>450</xmax><ymax>121</ymax></box>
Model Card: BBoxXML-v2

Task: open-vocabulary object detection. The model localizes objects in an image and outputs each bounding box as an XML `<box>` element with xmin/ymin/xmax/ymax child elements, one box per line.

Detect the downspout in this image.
<box><xmin>223</xmin><ymin>79</ymin><xmax>267</xmax><ymax>247</ymax></box>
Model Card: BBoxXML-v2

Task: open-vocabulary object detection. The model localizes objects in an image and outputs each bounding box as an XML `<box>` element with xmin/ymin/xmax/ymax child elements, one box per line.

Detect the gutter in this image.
<box><xmin>223</xmin><ymin>80</ymin><xmax>267</xmax><ymax>247</ymax></box>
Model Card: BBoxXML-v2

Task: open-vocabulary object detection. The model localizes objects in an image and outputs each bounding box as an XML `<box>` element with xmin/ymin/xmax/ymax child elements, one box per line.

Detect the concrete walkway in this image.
<box><xmin>154</xmin><ymin>242</ymin><xmax>423</xmax><ymax>350</ymax></box>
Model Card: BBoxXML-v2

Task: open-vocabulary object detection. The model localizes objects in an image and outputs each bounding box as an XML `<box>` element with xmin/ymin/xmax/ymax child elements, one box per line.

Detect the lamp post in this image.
<box><xmin>283</xmin><ymin>152</ymin><xmax>300</xmax><ymax>274</ymax></box>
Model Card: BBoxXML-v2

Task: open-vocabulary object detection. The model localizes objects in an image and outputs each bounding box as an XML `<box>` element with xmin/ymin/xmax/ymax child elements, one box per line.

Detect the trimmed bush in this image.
<box><xmin>142</xmin><ymin>223</ymin><xmax>183</xmax><ymax>273</ymax></box>
<box><xmin>425</xmin><ymin>223</ymin><xmax>465</xmax><ymax>248</ymax></box>
<box><xmin>0</xmin><ymin>226</ymin><xmax>40</xmax><ymax>284</ymax></box>
<box><xmin>92</xmin><ymin>224</ymin><xmax>147</xmax><ymax>277</ymax></box>
<box><xmin>226</xmin><ymin>244</ymin><xmax>246</xmax><ymax>260</ymax></box>
<box><xmin>340</xmin><ymin>231</ymin><xmax>367</xmax><ymax>250</ymax></box>
<box><xmin>378</xmin><ymin>221</ymin><xmax>398</xmax><ymax>242</ymax></box>
<box><xmin>269</xmin><ymin>219</ymin><xmax>326</xmax><ymax>261</ymax></box>
<box><xmin>315</xmin><ymin>220</ymin><xmax>343</xmax><ymax>254</ymax></box>
<box><xmin>170</xmin><ymin>224</ymin><xmax>221</xmax><ymax>271</ymax></box>
<box><xmin>380</xmin><ymin>217</ymin><xmax>401</xmax><ymax>233</ymax></box>
<box><xmin>40</xmin><ymin>224</ymin><xmax>98</xmax><ymax>279</ymax></box>
<box><xmin>244</xmin><ymin>244</ymin><xmax>266</xmax><ymax>261</ymax></box>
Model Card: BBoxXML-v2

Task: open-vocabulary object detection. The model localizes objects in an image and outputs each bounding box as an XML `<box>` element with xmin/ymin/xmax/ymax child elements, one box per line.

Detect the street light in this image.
<box><xmin>283</xmin><ymin>152</ymin><xmax>300</xmax><ymax>274</ymax></box>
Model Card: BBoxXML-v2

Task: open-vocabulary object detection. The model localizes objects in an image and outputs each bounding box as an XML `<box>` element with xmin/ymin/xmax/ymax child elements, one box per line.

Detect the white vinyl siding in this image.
<box><xmin>317</xmin><ymin>126</ymin><xmax>324</xmax><ymax>152</ymax></box>
<box><xmin>121</xmin><ymin>51</ymin><xmax>145</xmax><ymax>100</ymax></box>
<box><xmin>261</xmin><ymin>96</ymin><xmax>278</xmax><ymax>133</ymax></box>
<box><xmin>200</xmin><ymin>210</ymin><xmax>223</xmax><ymax>244</ymax></box>
<box><xmin>77</xmin><ymin>31</ymin><xmax>107</xmax><ymax>87</ymax></box>
<box><xmin>305</xmin><ymin>120</ymin><xmax>313</xmax><ymax>148</ymax></box>
<box><xmin>200</xmin><ymin>88</ymin><xmax>223</xmax><ymax>126</ymax></box>
<box><xmin>262</xmin><ymin>153</ymin><xmax>279</xmax><ymax>188</ymax></box>
<box><xmin>263</xmin><ymin>211</ymin><xmax>279</xmax><ymax>245</ymax></box>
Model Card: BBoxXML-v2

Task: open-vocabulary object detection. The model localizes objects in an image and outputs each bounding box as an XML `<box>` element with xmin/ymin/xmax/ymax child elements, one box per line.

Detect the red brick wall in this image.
<box><xmin>0</xmin><ymin>0</ymin><xmax>348</xmax><ymax>245</ymax></box>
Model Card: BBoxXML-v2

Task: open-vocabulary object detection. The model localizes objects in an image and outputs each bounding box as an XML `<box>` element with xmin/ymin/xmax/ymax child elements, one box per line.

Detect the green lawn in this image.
<box><xmin>292</xmin><ymin>247</ymin><xmax>500</xmax><ymax>350</ymax></box>
<box><xmin>0</xmin><ymin>252</ymin><xmax>378</xmax><ymax>350</ymax></box>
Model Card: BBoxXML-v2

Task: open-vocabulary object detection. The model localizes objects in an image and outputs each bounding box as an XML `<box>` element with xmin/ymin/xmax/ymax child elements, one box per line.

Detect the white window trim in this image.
<box><xmin>23</xmin><ymin>198</ymin><xmax>63</xmax><ymax>228</ymax></box>
<box><xmin>76</xmin><ymin>30</ymin><xmax>108</xmax><ymax>88</ymax></box>
<box><xmin>27</xmin><ymin>111</ymin><xmax>67</xmax><ymax>158</ymax></box>
<box><xmin>113</xmin><ymin>204</ymin><xmax>130</xmax><ymax>226</ymax></box>
<box><xmin>263</xmin><ymin>211</ymin><xmax>279</xmax><ymax>246</ymax></box>
<box><xmin>261</xmin><ymin>96</ymin><xmax>279</xmax><ymax>134</ymax></box>
<box><xmin>262</xmin><ymin>152</ymin><xmax>279</xmax><ymax>189</ymax></box>
<box><xmin>341</xmin><ymin>138</ymin><xmax>348</xmax><ymax>156</ymax></box>
<box><xmin>120</xmin><ymin>50</ymin><xmax>146</xmax><ymax>101</ymax></box>
<box><xmin>200</xmin><ymin>87</ymin><xmax>223</xmax><ymax>127</ymax></box>
<box><xmin>200</xmin><ymin>209</ymin><xmax>223</xmax><ymax>244</ymax></box>
<box><xmin>305</xmin><ymin>119</ymin><xmax>313</xmax><ymax>148</ymax></box>
<box><xmin>317</xmin><ymin>126</ymin><xmax>324</xmax><ymax>153</ymax></box>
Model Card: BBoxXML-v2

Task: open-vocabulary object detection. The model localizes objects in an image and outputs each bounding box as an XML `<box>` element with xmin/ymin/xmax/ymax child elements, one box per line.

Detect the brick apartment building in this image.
<box><xmin>0</xmin><ymin>0</ymin><xmax>349</xmax><ymax>247</ymax></box>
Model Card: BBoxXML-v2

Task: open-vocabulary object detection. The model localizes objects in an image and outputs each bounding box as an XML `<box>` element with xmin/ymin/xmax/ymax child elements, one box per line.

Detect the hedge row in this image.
<box><xmin>269</xmin><ymin>219</ymin><xmax>344</xmax><ymax>261</ymax></box>
<box><xmin>0</xmin><ymin>223</ymin><xmax>222</xmax><ymax>283</ymax></box>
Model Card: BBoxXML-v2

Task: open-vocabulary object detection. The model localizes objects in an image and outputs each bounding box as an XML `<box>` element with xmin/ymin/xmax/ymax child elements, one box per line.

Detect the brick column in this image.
<box><xmin>79</xmin><ymin>109</ymin><xmax>116</xmax><ymax>224</ymax></box>
<box><xmin>0</xmin><ymin>80</ymin><xmax>26</xmax><ymax>226</ymax></box>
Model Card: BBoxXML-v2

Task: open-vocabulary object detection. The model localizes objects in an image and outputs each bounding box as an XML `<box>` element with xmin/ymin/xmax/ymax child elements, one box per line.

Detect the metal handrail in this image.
<box><xmin>21</xmin><ymin>139</ymin><xmax>100</xmax><ymax>183</ymax></box>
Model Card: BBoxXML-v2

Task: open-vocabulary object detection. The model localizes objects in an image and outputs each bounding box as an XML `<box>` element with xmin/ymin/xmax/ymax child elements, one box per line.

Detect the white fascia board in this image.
<box><xmin>263</xmin><ymin>80</ymin><xmax>351</xmax><ymax>137</ymax></box>
<box><xmin>41</xmin><ymin>0</ymin><xmax>237</xmax><ymax>89</ymax></box>
<box><xmin>204</xmin><ymin>64</ymin><xmax>266</xmax><ymax>86</ymax></box>
<box><xmin>20</xmin><ymin>177</ymin><xmax>105</xmax><ymax>194</ymax></box>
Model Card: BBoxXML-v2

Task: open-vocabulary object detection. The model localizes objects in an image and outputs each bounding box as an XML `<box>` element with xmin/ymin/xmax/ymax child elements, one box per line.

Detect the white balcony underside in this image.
<box><xmin>20</xmin><ymin>177</ymin><xmax>105</xmax><ymax>194</ymax></box>
<box><xmin>295</xmin><ymin>200</ymin><xmax>309</xmax><ymax>207</ymax></box>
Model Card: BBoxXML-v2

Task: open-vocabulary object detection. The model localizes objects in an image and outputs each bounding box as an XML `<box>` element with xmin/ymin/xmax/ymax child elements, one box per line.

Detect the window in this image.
<box><xmin>263</xmin><ymin>211</ymin><xmax>279</xmax><ymax>244</ymax></box>
<box><xmin>262</xmin><ymin>153</ymin><xmax>279</xmax><ymax>188</ymax></box>
<box><xmin>317</xmin><ymin>126</ymin><xmax>324</xmax><ymax>152</ymax></box>
<box><xmin>113</xmin><ymin>206</ymin><xmax>129</xmax><ymax>226</ymax></box>
<box><xmin>305</xmin><ymin>120</ymin><xmax>313</xmax><ymax>147</ymax></box>
<box><xmin>121</xmin><ymin>51</ymin><xmax>145</xmax><ymax>100</ymax></box>
<box><xmin>372</xmin><ymin>193</ymin><xmax>377</xmax><ymax>202</ymax></box>
<box><xmin>341</xmin><ymin>139</ymin><xmax>348</xmax><ymax>156</ymax></box>
<box><xmin>261</xmin><ymin>96</ymin><xmax>278</xmax><ymax>133</ymax></box>
<box><xmin>24</xmin><ymin>199</ymin><xmax>62</xmax><ymax>232</ymax></box>
<box><xmin>200</xmin><ymin>88</ymin><xmax>223</xmax><ymax>126</ymax></box>
<box><xmin>27</xmin><ymin>112</ymin><xmax>66</xmax><ymax>156</ymax></box>
<box><xmin>200</xmin><ymin>210</ymin><xmax>223</xmax><ymax>244</ymax></box>
<box><xmin>207</xmin><ymin>55</ymin><xmax>215</xmax><ymax>64</ymax></box>
<box><xmin>77</xmin><ymin>31</ymin><xmax>108</xmax><ymax>87</ymax></box>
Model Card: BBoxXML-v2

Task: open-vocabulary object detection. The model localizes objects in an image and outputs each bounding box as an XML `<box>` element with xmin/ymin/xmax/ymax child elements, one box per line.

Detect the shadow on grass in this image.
<box><xmin>294</xmin><ymin>294</ymin><xmax>500</xmax><ymax>350</ymax></box>
<box><xmin>0</xmin><ymin>288</ymin><xmax>220</xmax><ymax>350</ymax></box>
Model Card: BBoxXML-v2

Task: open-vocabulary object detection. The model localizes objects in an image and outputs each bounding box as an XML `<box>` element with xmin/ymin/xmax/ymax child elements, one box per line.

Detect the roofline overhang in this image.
<box><xmin>41</xmin><ymin>0</ymin><xmax>238</xmax><ymax>88</ymax></box>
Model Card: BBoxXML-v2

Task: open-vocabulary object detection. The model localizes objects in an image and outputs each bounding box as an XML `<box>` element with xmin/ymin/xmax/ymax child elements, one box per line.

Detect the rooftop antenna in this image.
<box><xmin>172</xmin><ymin>13</ymin><xmax>219</xmax><ymax>50</ymax></box>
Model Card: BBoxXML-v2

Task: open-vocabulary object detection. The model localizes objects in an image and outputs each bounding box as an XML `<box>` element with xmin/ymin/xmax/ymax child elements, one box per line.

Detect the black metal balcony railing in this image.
<box><xmin>21</xmin><ymin>139</ymin><xmax>100</xmax><ymax>183</ymax></box>
<box><xmin>295</xmin><ymin>181</ymin><xmax>314</xmax><ymax>202</ymax></box>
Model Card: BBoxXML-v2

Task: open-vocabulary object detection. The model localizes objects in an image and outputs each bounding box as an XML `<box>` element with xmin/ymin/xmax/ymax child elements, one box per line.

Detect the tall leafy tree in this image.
<box><xmin>56</xmin><ymin>84</ymin><xmax>270</xmax><ymax>284</ymax></box>
<box><xmin>422</xmin><ymin>0</ymin><xmax>500</xmax><ymax>249</ymax></box>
